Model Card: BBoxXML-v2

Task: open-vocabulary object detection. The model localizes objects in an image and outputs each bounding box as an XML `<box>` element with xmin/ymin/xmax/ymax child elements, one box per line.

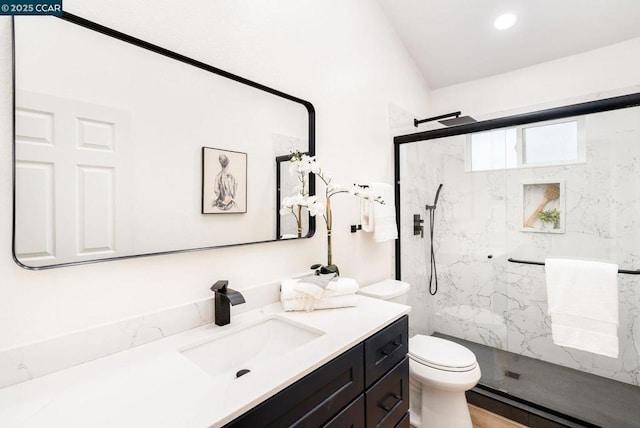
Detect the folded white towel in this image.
<box><xmin>371</xmin><ymin>183</ymin><xmax>398</xmax><ymax>242</ymax></box>
<box><xmin>281</xmin><ymin>294</ymin><xmax>359</xmax><ymax>312</ymax></box>
<box><xmin>281</xmin><ymin>277</ymin><xmax>359</xmax><ymax>300</ymax></box>
<box><xmin>545</xmin><ymin>258</ymin><xmax>619</xmax><ymax>358</ymax></box>
<box><xmin>324</xmin><ymin>277</ymin><xmax>359</xmax><ymax>295</ymax></box>
<box><xmin>280</xmin><ymin>277</ymin><xmax>360</xmax><ymax>312</ymax></box>
<box><xmin>292</xmin><ymin>273</ymin><xmax>337</xmax><ymax>299</ymax></box>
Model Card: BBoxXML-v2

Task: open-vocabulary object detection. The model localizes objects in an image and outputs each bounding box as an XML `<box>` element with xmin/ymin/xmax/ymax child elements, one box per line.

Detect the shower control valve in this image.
<box><xmin>413</xmin><ymin>214</ymin><xmax>424</xmax><ymax>238</ymax></box>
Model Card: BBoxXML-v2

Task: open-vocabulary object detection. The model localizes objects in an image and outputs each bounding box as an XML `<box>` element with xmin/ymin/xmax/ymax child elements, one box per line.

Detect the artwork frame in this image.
<box><xmin>202</xmin><ymin>147</ymin><xmax>247</xmax><ymax>214</ymax></box>
<box><xmin>520</xmin><ymin>179</ymin><xmax>565</xmax><ymax>233</ymax></box>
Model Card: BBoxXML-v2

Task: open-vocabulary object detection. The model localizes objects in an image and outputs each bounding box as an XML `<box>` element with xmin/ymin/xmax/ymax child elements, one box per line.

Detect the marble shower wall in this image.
<box><xmin>399</xmin><ymin>106</ymin><xmax>640</xmax><ymax>386</ymax></box>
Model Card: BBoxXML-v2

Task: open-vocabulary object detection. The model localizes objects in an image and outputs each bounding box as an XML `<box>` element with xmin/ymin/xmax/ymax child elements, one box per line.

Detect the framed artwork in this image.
<box><xmin>202</xmin><ymin>147</ymin><xmax>247</xmax><ymax>214</ymax></box>
<box><xmin>520</xmin><ymin>180</ymin><xmax>565</xmax><ymax>233</ymax></box>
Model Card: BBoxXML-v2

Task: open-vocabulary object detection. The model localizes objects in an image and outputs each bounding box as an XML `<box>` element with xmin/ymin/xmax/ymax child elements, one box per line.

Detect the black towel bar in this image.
<box><xmin>507</xmin><ymin>258</ymin><xmax>640</xmax><ymax>275</ymax></box>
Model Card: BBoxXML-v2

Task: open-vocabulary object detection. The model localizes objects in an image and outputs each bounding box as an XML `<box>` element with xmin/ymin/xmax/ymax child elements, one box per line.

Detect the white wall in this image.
<box><xmin>0</xmin><ymin>0</ymin><xmax>430</xmax><ymax>349</ymax></box>
<box><xmin>427</xmin><ymin>37</ymin><xmax>640</xmax><ymax>120</ymax></box>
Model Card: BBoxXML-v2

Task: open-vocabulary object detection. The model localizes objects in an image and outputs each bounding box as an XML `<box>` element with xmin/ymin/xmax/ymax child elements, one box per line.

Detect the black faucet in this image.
<box><xmin>210</xmin><ymin>280</ymin><xmax>245</xmax><ymax>326</ymax></box>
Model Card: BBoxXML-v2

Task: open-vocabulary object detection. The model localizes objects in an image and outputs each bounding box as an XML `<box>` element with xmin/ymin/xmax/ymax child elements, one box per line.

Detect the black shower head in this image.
<box><xmin>414</xmin><ymin>111</ymin><xmax>476</xmax><ymax>127</ymax></box>
<box><xmin>438</xmin><ymin>115</ymin><xmax>477</xmax><ymax>126</ymax></box>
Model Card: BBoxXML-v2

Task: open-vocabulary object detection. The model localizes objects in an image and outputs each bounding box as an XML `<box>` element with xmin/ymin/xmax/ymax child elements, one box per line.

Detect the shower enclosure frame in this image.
<box><xmin>392</xmin><ymin>90</ymin><xmax>640</xmax><ymax>427</ymax></box>
<box><xmin>393</xmin><ymin>91</ymin><xmax>640</xmax><ymax>279</ymax></box>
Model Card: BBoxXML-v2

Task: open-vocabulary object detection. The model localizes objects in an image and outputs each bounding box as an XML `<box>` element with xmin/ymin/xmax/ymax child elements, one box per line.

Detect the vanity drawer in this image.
<box><xmin>365</xmin><ymin>358</ymin><xmax>410</xmax><ymax>428</ymax></box>
<box><xmin>224</xmin><ymin>343</ymin><xmax>364</xmax><ymax>427</ymax></box>
<box><xmin>364</xmin><ymin>316</ymin><xmax>408</xmax><ymax>388</ymax></box>
<box><xmin>324</xmin><ymin>394</ymin><xmax>365</xmax><ymax>428</ymax></box>
<box><xmin>394</xmin><ymin>412</ymin><xmax>410</xmax><ymax>428</ymax></box>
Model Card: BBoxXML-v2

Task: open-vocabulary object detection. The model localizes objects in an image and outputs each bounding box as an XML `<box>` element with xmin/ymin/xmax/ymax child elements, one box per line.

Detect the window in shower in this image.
<box><xmin>467</xmin><ymin>127</ymin><xmax>517</xmax><ymax>171</ymax></box>
<box><xmin>522</xmin><ymin>118</ymin><xmax>584</xmax><ymax>166</ymax></box>
<box><xmin>466</xmin><ymin>118</ymin><xmax>584</xmax><ymax>171</ymax></box>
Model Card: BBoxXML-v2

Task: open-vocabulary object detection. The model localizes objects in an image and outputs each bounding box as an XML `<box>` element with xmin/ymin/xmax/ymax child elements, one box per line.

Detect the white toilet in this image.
<box><xmin>358</xmin><ymin>279</ymin><xmax>481</xmax><ymax>428</ymax></box>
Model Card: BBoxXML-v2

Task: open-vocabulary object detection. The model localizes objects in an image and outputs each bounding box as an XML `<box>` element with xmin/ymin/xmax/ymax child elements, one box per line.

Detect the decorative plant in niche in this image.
<box><xmin>538</xmin><ymin>208</ymin><xmax>560</xmax><ymax>229</ymax></box>
<box><xmin>280</xmin><ymin>151</ymin><xmax>383</xmax><ymax>275</ymax></box>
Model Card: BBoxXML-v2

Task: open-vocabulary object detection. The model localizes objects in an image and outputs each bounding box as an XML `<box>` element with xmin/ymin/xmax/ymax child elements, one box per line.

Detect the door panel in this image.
<box><xmin>15</xmin><ymin>91</ymin><xmax>132</xmax><ymax>266</ymax></box>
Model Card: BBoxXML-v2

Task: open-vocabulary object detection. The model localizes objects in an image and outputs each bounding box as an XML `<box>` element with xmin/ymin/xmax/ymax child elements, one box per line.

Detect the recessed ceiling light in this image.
<box><xmin>494</xmin><ymin>13</ymin><xmax>517</xmax><ymax>30</ymax></box>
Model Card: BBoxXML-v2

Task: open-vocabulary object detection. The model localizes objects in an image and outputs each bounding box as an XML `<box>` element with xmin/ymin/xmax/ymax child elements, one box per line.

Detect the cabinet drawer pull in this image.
<box><xmin>378</xmin><ymin>393</ymin><xmax>401</xmax><ymax>412</ymax></box>
<box><xmin>381</xmin><ymin>341</ymin><xmax>401</xmax><ymax>356</ymax></box>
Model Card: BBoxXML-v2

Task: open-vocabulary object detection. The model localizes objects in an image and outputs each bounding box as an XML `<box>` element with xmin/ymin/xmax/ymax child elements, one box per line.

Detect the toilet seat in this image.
<box><xmin>409</xmin><ymin>335</ymin><xmax>477</xmax><ymax>372</ymax></box>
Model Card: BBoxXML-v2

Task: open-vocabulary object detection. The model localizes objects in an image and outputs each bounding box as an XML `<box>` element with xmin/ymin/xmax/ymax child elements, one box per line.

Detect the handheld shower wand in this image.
<box><xmin>426</xmin><ymin>184</ymin><xmax>443</xmax><ymax>295</ymax></box>
<box><xmin>426</xmin><ymin>183</ymin><xmax>443</xmax><ymax>210</ymax></box>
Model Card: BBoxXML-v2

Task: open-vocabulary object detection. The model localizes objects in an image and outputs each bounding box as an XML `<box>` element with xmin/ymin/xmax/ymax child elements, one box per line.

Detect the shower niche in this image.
<box><xmin>520</xmin><ymin>180</ymin><xmax>565</xmax><ymax>233</ymax></box>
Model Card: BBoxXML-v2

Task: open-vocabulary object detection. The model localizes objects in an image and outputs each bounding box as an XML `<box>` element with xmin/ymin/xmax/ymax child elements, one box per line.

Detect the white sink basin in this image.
<box><xmin>180</xmin><ymin>316</ymin><xmax>324</xmax><ymax>380</ymax></box>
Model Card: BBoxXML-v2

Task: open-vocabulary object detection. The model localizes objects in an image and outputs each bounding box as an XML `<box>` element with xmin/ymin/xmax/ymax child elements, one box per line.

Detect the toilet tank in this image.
<box><xmin>358</xmin><ymin>279</ymin><xmax>410</xmax><ymax>305</ymax></box>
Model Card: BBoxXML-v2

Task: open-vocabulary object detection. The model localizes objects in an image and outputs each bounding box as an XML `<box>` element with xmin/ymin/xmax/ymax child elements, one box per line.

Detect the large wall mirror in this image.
<box><xmin>12</xmin><ymin>13</ymin><xmax>315</xmax><ymax>269</ymax></box>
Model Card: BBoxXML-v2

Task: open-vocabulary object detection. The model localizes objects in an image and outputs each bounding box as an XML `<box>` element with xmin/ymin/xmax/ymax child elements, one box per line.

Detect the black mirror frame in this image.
<box><xmin>11</xmin><ymin>12</ymin><xmax>316</xmax><ymax>270</ymax></box>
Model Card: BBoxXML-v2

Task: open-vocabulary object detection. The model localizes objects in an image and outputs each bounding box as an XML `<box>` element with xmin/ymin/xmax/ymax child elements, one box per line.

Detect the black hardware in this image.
<box><xmin>425</xmin><ymin>184</ymin><xmax>443</xmax><ymax>210</ymax></box>
<box><xmin>414</xmin><ymin>111</ymin><xmax>476</xmax><ymax>127</ymax></box>
<box><xmin>414</xmin><ymin>111</ymin><xmax>461</xmax><ymax>127</ymax></box>
<box><xmin>211</xmin><ymin>280</ymin><xmax>246</xmax><ymax>326</ymax></box>
<box><xmin>378</xmin><ymin>393</ymin><xmax>401</xmax><ymax>412</ymax></box>
<box><xmin>507</xmin><ymin>258</ymin><xmax>640</xmax><ymax>275</ymax></box>
<box><xmin>504</xmin><ymin>370</ymin><xmax>521</xmax><ymax>380</ymax></box>
<box><xmin>394</xmin><ymin>144</ymin><xmax>402</xmax><ymax>280</ymax></box>
<box><xmin>488</xmin><ymin>255</ymin><xmax>493</xmax><ymax>259</ymax></box>
<box><xmin>426</xmin><ymin>184</ymin><xmax>443</xmax><ymax>295</ymax></box>
<box><xmin>236</xmin><ymin>369</ymin><xmax>251</xmax><ymax>378</ymax></box>
<box><xmin>413</xmin><ymin>214</ymin><xmax>424</xmax><ymax>237</ymax></box>
<box><xmin>350</xmin><ymin>184</ymin><xmax>369</xmax><ymax>233</ymax></box>
<box><xmin>381</xmin><ymin>341</ymin><xmax>401</xmax><ymax>356</ymax></box>
<box><xmin>399</xmin><ymin>93</ymin><xmax>640</xmax><ymax>145</ymax></box>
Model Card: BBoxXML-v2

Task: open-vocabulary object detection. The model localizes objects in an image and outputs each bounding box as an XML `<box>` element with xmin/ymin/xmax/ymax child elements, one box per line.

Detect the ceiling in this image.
<box><xmin>377</xmin><ymin>0</ymin><xmax>640</xmax><ymax>89</ymax></box>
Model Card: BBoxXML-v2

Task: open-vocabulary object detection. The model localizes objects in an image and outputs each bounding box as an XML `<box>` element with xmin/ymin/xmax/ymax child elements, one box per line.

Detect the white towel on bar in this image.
<box><xmin>371</xmin><ymin>183</ymin><xmax>398</xmax><ymax>242</ymax></box>
<box><xmin>545</xmin><ymin>258</ymin><xmax>619</xmax><ymax>358</ymax></box>
<box><xmin>360</xmin><ymin>197</ymin><xmax>375</xmax><ymax>232</ymax></box>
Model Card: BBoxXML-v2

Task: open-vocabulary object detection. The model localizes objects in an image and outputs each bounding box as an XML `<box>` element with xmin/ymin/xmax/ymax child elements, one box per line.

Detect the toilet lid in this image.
<box><xmin>409</xmin><ymin>336</ymin><xmax>477</xmax><ymax>372</ymax></box>
<box><xmin>358</xmin><ymin>280</ymin><xmax>410</xmax><ymax>300</ymax></box>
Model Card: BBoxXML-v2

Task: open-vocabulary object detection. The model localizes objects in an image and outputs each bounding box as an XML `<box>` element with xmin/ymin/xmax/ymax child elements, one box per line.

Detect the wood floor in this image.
<box><xmin>469</xmin><ymin>404</ymin><xmax>527</xmax><ymax>428</ymax></box>
<box><xmin>409</xmin><ymin>405</ymin><xmax>527</xmax><ymax>428</ymax></box>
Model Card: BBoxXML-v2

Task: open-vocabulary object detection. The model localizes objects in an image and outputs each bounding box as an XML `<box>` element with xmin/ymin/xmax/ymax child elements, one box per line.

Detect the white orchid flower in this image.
<box><xmin>327</xmin><ymin>181</ymin><xmax>343</xmax><ymax>193</ymax></box>
<box><xmin>281</xmin><ymin>195</ymin><xmax>295</xmax><ymax>208</ymax></box>
<box><xmin>288</xmin><ymin>161</ymin><xmax>299</xmax><ymax>176</ymax></box>
<box><xmin>302</xmin><ymin>195</ymin><xmax>316</xmax><ymax>204</ymax></box>
<box><xmin>307</xmin><ymin>200</ymin><xmax>325</xmax><ymax>217</ymax></box>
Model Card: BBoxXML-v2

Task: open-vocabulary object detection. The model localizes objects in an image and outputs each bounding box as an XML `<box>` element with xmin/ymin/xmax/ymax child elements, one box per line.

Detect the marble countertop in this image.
<box><xmin>0</xmin><ymin>296</ymin><xmax>409</xmax><ymax>427</ymax></box>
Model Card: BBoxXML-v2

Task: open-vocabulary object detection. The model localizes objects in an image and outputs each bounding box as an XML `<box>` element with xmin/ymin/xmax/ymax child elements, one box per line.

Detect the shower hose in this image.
<box><xmin>428</xmin><ymin>206</ymin><xmax>438</xmax><ymax>295</ymax></box>
<box><xmin>426</xmin><ymin>183</ymin><xmax>442</xmax><ymax>295</ymax></box>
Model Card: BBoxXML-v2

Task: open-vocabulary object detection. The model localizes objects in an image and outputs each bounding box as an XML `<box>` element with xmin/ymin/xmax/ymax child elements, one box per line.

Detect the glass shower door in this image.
<box><xmin>398</xmin><ymin>133</ymin><xmax>510</xmax><ymax>394</ymax></box>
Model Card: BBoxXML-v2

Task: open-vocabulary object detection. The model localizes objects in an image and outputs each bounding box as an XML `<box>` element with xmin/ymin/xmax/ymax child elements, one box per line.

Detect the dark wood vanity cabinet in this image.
<box><xmin>224</xmin><ymin>315</ymin><xmax>409</xmax><ymax>428</ymax></box>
